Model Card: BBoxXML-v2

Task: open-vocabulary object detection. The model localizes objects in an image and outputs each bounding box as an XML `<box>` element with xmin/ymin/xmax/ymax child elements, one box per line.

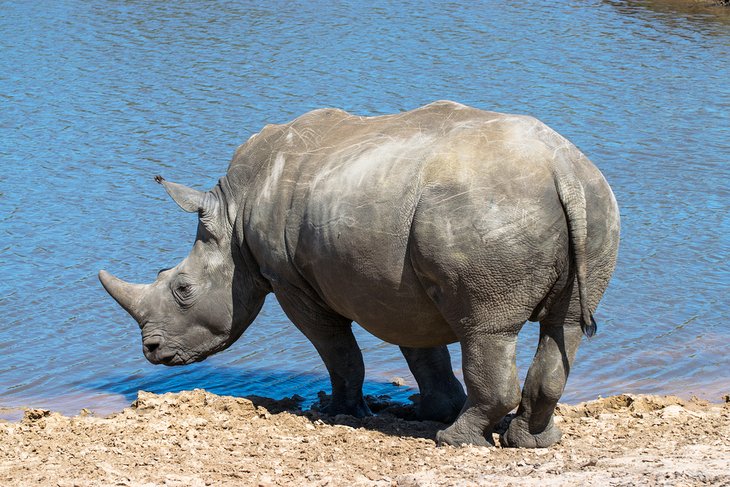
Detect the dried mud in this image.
<box><xmin>1</xmin><ymin>390</ymin><xmax>728</xmax><ymax>486</ymax></box>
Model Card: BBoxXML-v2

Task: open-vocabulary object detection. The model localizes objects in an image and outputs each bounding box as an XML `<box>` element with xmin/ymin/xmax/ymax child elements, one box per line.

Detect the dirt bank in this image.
<box><xmin>1</xmin><ymin>390</ymin><xmax>728</xmax><ymax>486</ymax></box>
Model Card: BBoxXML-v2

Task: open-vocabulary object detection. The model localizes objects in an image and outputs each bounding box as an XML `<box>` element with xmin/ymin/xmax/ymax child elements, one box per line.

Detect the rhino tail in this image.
<box><xmin>553</xmin><ymin>158</ymin><xmax>596</xmax><ymax>338</ymax></box>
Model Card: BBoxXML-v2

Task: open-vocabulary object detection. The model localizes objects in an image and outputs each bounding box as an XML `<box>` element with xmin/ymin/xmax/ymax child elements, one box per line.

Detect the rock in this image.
<box><xmin>22</xmin><ymin>409</ymin><xmax>50</xmax><ymax>422</ymax></box>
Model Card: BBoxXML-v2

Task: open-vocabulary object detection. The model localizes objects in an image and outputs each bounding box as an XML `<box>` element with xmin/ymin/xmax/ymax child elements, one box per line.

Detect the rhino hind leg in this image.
<box><xmin>400</xmin><ymin>345</ymin><xmax>466</xmax><ymax>423</ymax></box>
<box><xmin>275</xmin><ymin>290</ymin><xmax>372</xmax><ymax>418</ymax></box>
<box><xmin>435</xmin><ymin>330</ymin><xmax>522</xmax><ymax>447</ymax></box>
<box><xmin>501</xmin><ymin>290</ymin><xmax>584</xmax><ymax>448</ymax></box>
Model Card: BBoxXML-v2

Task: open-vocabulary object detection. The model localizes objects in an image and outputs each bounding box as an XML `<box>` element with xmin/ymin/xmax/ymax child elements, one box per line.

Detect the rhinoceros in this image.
<box><xmin>99</xmin><ymin>100</ymin><xmax>619</xmax><ymax>448</ymax></box>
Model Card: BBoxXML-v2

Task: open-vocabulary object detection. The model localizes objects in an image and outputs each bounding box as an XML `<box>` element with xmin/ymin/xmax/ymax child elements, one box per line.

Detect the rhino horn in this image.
<box><xmin>98</xmin><ymin>270</ymin><xmax>148</xmax><ymax>323</ymax></box>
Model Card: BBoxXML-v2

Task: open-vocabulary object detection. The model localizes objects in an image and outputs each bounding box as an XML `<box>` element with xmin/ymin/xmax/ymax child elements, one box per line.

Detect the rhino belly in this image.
<box><xmin>322</xmin><ymin>273</ymin><xmax>458</xmax><ymax>348</ymax></box>
<box><xmin>338</xmin><ymin>284</ymin><xmax>457</xmax><ymax>347</ymax></box>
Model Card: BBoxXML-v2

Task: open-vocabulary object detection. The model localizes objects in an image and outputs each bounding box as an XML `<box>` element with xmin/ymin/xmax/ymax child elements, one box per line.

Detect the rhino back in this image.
<box><xmin>236</xmin><ymin>102</ymin><xmax>616</xmax><ymax>346</ymax></box>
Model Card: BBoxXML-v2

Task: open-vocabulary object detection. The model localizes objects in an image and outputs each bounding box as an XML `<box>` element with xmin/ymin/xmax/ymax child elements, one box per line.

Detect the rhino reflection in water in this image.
<box><xmin>99</xmin><ymin>101</ymin><xmax>620</xmax><ymax>448</ymax></box>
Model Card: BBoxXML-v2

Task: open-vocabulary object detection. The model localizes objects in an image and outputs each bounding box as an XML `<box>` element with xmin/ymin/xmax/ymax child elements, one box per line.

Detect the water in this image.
<box><xmin>1</xmin><ymin>1</ymin><xmax>728</xmax><ymax>418</ymax></box>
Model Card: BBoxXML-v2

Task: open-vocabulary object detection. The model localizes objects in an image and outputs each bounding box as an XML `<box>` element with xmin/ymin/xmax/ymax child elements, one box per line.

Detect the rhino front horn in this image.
<box><xmin>98</xmin><ymin>270</ymin><xmax>147</xmax><ymax>323</ymax></box>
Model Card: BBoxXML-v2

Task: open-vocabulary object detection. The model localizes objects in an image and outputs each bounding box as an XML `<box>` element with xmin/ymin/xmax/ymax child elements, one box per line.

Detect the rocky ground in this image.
<box><xmin>1</xmin><ymin>390</ymin><xmax>728</xmax><ymax>486</ymax></box>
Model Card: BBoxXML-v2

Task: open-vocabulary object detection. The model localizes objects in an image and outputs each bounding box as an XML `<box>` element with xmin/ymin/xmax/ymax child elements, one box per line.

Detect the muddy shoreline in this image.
<box><xmin>1</xmin><ymin>390</ymin><xmax>728</xmax><ymax>486</ymax></box>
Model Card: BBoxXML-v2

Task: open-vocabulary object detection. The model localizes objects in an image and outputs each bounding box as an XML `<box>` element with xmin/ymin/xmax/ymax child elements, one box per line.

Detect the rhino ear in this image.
<box><xmin>155</xmin><ymin>175</ymin><xmax>206</xmax><ymax>213</ymax></box>
<box><xmin>155</xmin><ymin>175</ymin><xmax>224</xmax><ymax>236</ymax></box>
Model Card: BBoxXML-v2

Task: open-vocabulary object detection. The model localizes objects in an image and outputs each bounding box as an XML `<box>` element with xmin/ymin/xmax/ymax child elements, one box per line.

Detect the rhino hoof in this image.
<box><xmin>500</xmin><ymin>416</ymin><xmax>562</xmax><ymax>448</ymax></box>
<box><xmin>435</xmin><ymin>426</ymin><xmax>492</xmax><ymax>447</ymax></box>
<box><xmin>320</xmin><ymin>399</ymin><xmax>372</xmax><ymax>419</ymax></box>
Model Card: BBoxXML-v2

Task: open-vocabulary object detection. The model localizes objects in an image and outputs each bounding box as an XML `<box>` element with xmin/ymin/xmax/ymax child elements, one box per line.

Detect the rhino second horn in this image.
<box><xmin>98</xmin><ymin>270</ymin><xmax>148</xmax><ymax>323</ymax></box>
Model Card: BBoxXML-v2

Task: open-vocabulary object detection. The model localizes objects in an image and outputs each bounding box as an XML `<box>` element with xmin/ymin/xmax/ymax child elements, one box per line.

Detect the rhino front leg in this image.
<box><xmin>275</xmin><ymin>290</ymin><xmax>372</xmax><ymax>418</ymax></box>
<box><xmin>400</xmin><ymin>345</ymin><xmax>466</xmax><ymax>423</ymax></box>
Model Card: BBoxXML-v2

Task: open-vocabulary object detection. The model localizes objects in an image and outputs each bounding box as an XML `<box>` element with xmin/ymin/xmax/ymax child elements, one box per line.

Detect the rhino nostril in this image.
<box><xmin>143</xmin><ymin>337</ymin><xmax>162</xmax><ymax>353</ymax></box>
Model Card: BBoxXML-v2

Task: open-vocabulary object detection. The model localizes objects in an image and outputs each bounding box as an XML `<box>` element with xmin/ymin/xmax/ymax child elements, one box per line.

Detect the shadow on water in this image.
<box><xmin>54</xmin><ymin>362</ymin><xmax>453</xmax><ymax>441</ymax></box>
<box><xmin>81</xmin><ymin>365</ymin><xmax>409</xmax><ymax>404</ymax></box>
<box><xmin>78</xmin><ymin>362</ymin><xmax>420</xmax><ymax>412</ymax></box>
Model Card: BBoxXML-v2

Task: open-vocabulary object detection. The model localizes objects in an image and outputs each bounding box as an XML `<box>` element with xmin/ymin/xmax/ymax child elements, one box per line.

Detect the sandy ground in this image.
<box><xmin>1</xmin><ymin>391</ymin><xmax>728</xmax><ymax>486</ymax></box>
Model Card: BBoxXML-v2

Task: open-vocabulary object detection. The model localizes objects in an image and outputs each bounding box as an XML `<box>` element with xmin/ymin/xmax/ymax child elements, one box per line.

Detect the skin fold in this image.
<box><xmin>99</xmin><ymin>101</ymin><xmax>620</xmax><ymax>447</ymax></box>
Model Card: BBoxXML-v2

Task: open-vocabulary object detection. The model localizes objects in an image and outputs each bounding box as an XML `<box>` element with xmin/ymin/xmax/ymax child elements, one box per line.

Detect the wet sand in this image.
<box><xmin>1</xmin><ymin>390</ymin><xmax>728</xmax><ymax>486</ymax></box>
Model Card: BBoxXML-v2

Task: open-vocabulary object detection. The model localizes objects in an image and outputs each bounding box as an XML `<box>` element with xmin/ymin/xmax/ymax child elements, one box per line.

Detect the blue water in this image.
<box><xmin>1</xmin><ymin>1</ymin><xmax>728</xmax><ymax>418</ymax></box>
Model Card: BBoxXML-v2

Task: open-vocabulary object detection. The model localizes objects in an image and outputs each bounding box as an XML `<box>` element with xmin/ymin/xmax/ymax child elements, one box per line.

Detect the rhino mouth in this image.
<box><xmin>138</xmin><ymin>319</ymin><xmax>234</xmax><ymax>366</ymax></box>
<box><xmin>143</xmin><ymin>346</ymin><xmax>192</xmax><ymax>366</ymax></box>
<box><xmin>141</xmin><ymin>333</ymin><xmax>195</xmax><ymax>366</ymax></box>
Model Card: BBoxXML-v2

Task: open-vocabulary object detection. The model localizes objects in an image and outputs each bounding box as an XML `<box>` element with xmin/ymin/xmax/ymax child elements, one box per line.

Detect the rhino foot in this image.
<box><xmin>320</xmin><ymin>397</ymin><xmax>372</xmax><ymax>419</ymax></box>
<box><xmin>500</xmin><ymin>416</ymin><xmax>562</xmax><ymax>448</ymax></box>
<box><xmin>435</xmin><ymin>427</ymin><xmax>492</xmax><ymax>447</ymax></box>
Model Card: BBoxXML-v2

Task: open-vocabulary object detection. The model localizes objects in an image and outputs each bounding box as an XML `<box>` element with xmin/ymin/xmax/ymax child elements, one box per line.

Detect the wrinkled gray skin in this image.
<box><xmin>99</xmin><ymin>101</ymin><xmax>619</xmax><ymax>448</ymax></box>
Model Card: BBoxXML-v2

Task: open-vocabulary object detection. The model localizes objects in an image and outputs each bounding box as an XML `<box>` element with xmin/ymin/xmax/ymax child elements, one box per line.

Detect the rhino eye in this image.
<box><xmin>172</xmin><ymin>279</ymin><xmax>195</xmax><ymax>307</ymax></box>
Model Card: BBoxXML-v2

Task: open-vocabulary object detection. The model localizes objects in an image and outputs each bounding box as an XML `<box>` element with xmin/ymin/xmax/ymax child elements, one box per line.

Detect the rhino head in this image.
<box><xmin>99</xmin><ymin>176</ymin><xmax>266</xmax><ymax>366</ymax></box>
